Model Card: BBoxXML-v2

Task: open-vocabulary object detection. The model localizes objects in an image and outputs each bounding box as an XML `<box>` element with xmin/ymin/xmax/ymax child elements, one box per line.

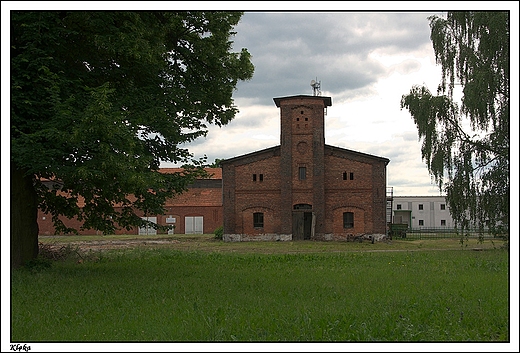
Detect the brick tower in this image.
<box><xmin>274</xmin><ymin>95</ymin><xmax>332</xmax><ymax>239</ymax></box>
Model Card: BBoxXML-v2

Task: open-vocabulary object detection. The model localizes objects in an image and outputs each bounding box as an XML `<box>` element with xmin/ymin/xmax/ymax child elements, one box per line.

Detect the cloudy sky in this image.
<box><xmin>2</xmin><ymin>3</ymin><xmax>518</xmax><ymax>198</ymax></box>
<box><xmin>162</xmin><ymin>6</ymin><xmax>518</xmax><ymax>198</ymax></box>
<box><xmin>164</xmin><ymin>10</ymin><xmax>458</xmax><ymax>196</ymax></box>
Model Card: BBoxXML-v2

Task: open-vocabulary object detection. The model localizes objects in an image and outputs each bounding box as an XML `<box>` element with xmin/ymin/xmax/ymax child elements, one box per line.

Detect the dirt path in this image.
<box><xmin>40</xmin><ymin>237</ymin><xmax>499</xmax><ymax>256</ymax></box>
<box><xmin>69</xmin><ymin>239</ymin><xmax>183</xmax><ymax>251</ymax></box>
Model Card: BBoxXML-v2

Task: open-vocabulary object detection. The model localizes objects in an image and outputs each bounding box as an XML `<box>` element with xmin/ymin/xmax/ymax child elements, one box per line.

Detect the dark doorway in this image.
<box><xmin>292</xmin><ymin>211</ymin><xmax>314</xmax><ymax>240</ymax></box>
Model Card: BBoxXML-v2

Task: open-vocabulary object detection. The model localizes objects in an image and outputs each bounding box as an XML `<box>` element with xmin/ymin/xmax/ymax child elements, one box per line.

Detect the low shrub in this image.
<box><xmin>38</xmin><ymin>242</ymin><xmax>82</xmax><ymax>261</ymax></box>
<box><xmin>213</xmin><ymin>225</ymin><xmax>224</xmax><ymax>239</ymax></box>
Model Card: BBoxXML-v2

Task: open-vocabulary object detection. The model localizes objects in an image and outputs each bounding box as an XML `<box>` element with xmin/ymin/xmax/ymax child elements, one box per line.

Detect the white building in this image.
<box><xmin>391</xmin><ymin>196</ymin><xmax>454</xmax><ymax>229</ymax></box>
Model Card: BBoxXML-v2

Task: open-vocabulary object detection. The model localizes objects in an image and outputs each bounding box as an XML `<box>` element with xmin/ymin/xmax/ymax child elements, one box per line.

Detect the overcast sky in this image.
<box><xmin>164</xmin><ymin>11</ymin><xmax>458</xmax><ymax>196</ymax></box>
<box><xmin>158</xmin><ymin>6</ymin><xmax>518</xmax><ymax>198</ymax></box>
<box><xmin>2</xmin><ymin>3</ymin><xmax>518</xmax><ymax>199</ymax></box>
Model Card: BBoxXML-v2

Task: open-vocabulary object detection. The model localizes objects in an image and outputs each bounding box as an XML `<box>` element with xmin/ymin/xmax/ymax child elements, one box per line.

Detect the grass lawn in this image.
<box><xmin>11</xmin><ymin>236</ymin><xmax>510</xmax><ymax>345</ymax></box>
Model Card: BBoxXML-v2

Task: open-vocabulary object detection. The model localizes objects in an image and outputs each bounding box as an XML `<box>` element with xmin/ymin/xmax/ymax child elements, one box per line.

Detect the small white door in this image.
<box><xmin>185</xmin><ymin>216</ymin><xmax>203</xmax><ymax>234</ymax></box>
<box><xmin>139</xmin><ymin>217</ymin><xmax>157</xmax><ymax>235</ymax></box>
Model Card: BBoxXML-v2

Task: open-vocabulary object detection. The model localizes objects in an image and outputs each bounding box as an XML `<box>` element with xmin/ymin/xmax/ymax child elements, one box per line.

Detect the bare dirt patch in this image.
<box><xmin>39</xmin><ymin>235</ymin><xmax>505</xmax><ymax>257</ymax></box>
<box><xmin>69</xmin><ymin>238</ymin><xmax>182</xmax><ymax>251</ymax></box>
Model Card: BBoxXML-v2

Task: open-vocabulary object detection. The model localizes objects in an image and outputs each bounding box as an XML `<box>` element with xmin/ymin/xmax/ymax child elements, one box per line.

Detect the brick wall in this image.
<box><xmin>38</xmin><ymin>202</ymin><xmax>223</xmax><ymax>236</ymax></box>
<box><xmin>38</xmin><ymin>168</ymin><xmax>224</xmax><ymax>235</ymax></box>
<box><xmin>324</xmin><ymin>149</ymin><xmax>388</xmax><ymax>235</ymax></box>
<box><xmin>222</xmin><ymin>147</ymin><xmax>282</xmax><ymax>235</ymax></box>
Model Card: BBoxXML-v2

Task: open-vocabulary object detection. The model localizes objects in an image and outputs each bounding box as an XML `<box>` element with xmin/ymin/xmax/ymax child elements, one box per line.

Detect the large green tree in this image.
<box><xmin>400</xmin><ymin>12</ymin><xmax>509</xmax><ymax>237</ymax></box>
<box><xmin>10</xmin><ymin>11</ymin><xmax>254</xmax><ymax>268</ymax></box>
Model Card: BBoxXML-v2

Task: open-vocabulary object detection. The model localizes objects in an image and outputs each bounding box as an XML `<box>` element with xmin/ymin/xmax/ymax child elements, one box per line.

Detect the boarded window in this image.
<box><xmin>253</xmin><ymin>212</ymin><xmax>264</xmax><ymax>228</ymax></box>
<box><xmin>343</xmin><ymin>212</ymin><xmax>354</xmax><ymax>229</ymax></box>
<box><xmin>299</xmin><ymin>167</ymin><xmax>306</xmax><ymax>180</ymax></box>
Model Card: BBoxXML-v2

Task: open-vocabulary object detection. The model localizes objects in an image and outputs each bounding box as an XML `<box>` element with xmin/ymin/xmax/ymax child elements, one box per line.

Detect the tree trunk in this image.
<box><xmin>11</xmin><ymin>162</ymin><xmax>39</xmax><ymax>269</ymax></box>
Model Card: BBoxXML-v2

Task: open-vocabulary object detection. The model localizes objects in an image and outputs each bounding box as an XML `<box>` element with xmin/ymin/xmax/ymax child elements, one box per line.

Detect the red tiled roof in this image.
<box><xmin>40</xmin><ymin>168</ymin><xmax>222</xmax><ymax>181</ymax></box>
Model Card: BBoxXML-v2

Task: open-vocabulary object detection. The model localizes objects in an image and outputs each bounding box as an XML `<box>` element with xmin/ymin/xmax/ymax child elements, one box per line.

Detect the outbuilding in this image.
<box><xmin>221</xmin><ymin>95</ymin><xmax>390</xmax><ymax>241</ymax></box>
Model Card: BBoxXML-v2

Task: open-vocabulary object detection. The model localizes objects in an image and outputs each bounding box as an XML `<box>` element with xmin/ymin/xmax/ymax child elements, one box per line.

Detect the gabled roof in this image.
<box><xmin>324</xmin><ymin>145</ymin><xmax>390</xmax><ymax>165</ymax></box>
<box><xmin>220</xmin><ymin>145</ymin><xmax>281</xmax><ymax>166</ymax></box>
<box><xmin>221</xmin><ymin>144</ymin><xmax>389</xmax><ymax>166</ymax></box>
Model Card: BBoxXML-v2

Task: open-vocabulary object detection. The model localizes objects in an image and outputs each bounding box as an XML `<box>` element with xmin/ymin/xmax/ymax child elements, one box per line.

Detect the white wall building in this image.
<box><xmin>391</xmin><ymin>196</ymin><xmax>454</xmax><ymax>228</ymax></box>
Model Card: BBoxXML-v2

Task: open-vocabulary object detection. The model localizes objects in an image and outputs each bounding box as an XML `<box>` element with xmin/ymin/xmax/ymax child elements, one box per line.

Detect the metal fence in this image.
<box><xmin>389</xmin><ymin>225</ymin><xmax>497</xmax><ymax>240</ymax></box>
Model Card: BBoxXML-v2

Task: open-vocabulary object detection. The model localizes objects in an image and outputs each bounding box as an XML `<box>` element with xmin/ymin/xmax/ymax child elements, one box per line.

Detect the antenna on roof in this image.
<box><xmin>310</xmin><ymin>78</ymin><xmax>321</xmax><ymax>96</ymax></box>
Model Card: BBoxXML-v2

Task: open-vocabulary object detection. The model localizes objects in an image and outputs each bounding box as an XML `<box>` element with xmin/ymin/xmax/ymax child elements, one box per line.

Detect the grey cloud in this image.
<box><xmin>232</xmin><ymin>12</ymin><xmax>439</xmax><ymax>103</ymax></box>
<box><xmin>186</xmin><ymin>136</ymin><xmax>277</xmax><ymax>164</ymax></box>
<box><xmin>393</xmin><ymin>59</ymin><xmax>422</xmax><ymax>75</ymax></box>
<box><xmin>227</xmin><ymin>109</ymin><xmax>279</xmax><ymax>131</ymax></box>
<box><xmin>394</xmin><ymin>131</ymin><xmax>420</xmax><ymax>142</ymax></box>
<box><xmin>389</xmin><ymin>176</ymin><xmax>436</xmax><ymax>191</ymax></box>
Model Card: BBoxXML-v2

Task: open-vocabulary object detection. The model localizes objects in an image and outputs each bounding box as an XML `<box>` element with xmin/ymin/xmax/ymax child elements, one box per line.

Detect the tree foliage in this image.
<box><xmin>10</xmin><ymin>11</ymin><xmax>253</xmax><ymax>265</ymax></box>
<box><xmin>205</xmin><ymin>158</ymin><xmax>226</xmax><ymax>168</ymax></box>
<box><xmin>400</xmin><ymin>12</ymin><xmax>509</xmax><ymax>236</ymax></box>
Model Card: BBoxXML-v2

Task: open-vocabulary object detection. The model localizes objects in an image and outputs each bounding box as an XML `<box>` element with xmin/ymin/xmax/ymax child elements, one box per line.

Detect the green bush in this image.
<box><xmin>213</xmin><ymin>225</ymin><xmax>223</xmax><ymax>239</ymax></box>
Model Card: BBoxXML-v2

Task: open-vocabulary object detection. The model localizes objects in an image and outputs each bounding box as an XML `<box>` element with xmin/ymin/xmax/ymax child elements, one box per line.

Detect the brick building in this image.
<box><xmin>221</xmin><ymin>95</ymin><xmax>390</xmax><ymax>241</ymax></box>
<box><xmin>37</xmin><ymin>168</ymin><xmax>223</xmax><ymax>235</ymax></box>
<box><xmin>38</xmin><ymin>95</ymin><xmax>390</xmax><ymax>239</ymax></box>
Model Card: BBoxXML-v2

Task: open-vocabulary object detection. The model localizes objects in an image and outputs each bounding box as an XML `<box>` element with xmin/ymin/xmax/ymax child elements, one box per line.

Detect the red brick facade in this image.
<box><xmin>222</xmin><ymin>95</ymin><xmax>389</xmax><ymax>240</ymax></box>
<box><xmin>38</xmin><ymin>168</ymin><xmax>223</xmax><ymax>235</ymax></box>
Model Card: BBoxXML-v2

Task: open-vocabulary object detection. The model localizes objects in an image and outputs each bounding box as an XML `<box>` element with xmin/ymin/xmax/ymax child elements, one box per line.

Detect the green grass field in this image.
<box><xmin>11</xmin><ymin>235</ymin><xmax>509</xmax><ymax>343</ymax></box>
